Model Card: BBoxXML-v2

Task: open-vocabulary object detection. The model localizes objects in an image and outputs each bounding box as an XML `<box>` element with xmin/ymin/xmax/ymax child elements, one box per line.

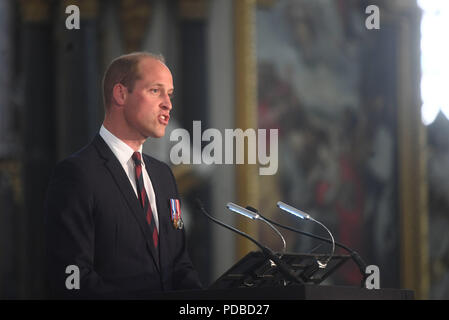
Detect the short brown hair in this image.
<box><xmin>102</xmin><ymin>52</ymin><xmax>165</xmax><ymax>110</ymax></box>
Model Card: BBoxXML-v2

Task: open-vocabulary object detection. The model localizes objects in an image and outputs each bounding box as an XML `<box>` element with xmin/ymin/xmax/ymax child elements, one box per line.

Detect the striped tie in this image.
<box><xmin>132</xmin><ymin>151</ymin><xmax>158</xmax><ymax>249</ymax></box>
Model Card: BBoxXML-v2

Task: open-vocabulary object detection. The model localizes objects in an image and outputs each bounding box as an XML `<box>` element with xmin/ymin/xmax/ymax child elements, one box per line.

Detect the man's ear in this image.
<box><xmin>112</xmin><ymin>83</ymin><xmax>128</xmax><ymax>106</ymax></box>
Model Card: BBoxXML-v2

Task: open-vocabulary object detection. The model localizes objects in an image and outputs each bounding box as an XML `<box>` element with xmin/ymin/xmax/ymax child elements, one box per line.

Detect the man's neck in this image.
<box><xmin>102</xmin><ymin>118</ymin><xmax>145</xmax><ymax>152</ymax></box>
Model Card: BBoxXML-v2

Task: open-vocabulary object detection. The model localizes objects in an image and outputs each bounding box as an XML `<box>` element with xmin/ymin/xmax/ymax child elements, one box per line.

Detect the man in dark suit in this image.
<box><xmin>45</xmin><ymin>52</ymin><xmax>202</xmax><ymax>299</ymax></box>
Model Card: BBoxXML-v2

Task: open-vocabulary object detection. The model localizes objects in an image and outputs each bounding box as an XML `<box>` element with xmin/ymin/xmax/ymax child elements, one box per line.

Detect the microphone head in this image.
<box><xmin>245</xmin><ymin>206</ymin><xmax>259</xmax><ymax>213</ymax></box>
<box><xmin>277</xmin><ymin>201</ymin><xmax>310</xmax><ymax>220</ymax></box>
<box><xmin>226</xmin><ymin>202</ymin><xmax>259</xmax><ymax>220</ymax></box>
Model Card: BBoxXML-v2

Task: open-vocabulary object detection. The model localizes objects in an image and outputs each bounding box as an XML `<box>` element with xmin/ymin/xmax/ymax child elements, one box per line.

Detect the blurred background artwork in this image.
<box><xmin>0</xmin><ymin>0</ymin><xmax>447</xmax><ymax>300</ymax></box>
<box><xmin>256</xmin><ymin>0</ymin><xmax>400</xmax><ymax>288</ymax></box>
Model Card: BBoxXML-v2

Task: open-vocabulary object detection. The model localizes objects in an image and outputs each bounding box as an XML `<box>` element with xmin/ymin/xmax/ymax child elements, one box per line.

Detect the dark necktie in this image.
<box><xmin>132</xmin><ymin>151</ymin><xmax>158</xmax><ymax>249</ymax></box>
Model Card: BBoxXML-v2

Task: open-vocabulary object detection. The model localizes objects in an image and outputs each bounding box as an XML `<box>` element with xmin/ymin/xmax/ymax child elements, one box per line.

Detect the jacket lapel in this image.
<box><xmin>144</xmin><ymin>155</ymin><xmax>169</xmax><ymax>273</ymax></box>
<box><xmin>92</xmin><ymin>134</ymin><xmax>160</xmax><ymax>272</ymax></box>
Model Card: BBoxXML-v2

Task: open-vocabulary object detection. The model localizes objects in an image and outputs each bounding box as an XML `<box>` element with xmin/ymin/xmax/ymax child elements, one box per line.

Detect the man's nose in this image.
<box><xmin>161</xmin><ymin>93</ymin><xmax>172</xmax><ymax>111</ymax></box>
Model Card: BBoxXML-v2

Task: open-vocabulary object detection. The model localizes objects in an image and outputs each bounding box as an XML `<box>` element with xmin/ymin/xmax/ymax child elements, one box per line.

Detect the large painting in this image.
<box><xmin>255</xmin><ymin>0</ymin><xmax>402</xmax><ymax>287</ymax></box>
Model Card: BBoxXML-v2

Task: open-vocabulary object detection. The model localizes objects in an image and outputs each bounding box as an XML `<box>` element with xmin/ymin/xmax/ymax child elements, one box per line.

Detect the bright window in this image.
<box><xmin>418</xmin><ymin>0</ymin><xmax>449</xmax><ymax>125</ymax></box>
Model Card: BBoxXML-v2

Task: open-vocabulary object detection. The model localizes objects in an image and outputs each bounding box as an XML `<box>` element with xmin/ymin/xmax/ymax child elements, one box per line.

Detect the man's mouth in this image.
<box><xmin>159</xmin><ymin>114</ymin><xmax>169</xmax><ymax>125</ymax></box>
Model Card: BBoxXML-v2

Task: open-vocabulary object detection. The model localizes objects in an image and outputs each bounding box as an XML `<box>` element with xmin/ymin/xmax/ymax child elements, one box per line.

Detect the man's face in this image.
<box><xmin>123</xmin><ymin>58</ymin><xmax>173</xmax><ymax>139</ymax></box>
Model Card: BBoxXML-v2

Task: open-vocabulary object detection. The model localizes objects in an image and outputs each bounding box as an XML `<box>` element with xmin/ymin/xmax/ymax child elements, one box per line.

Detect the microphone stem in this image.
<box><xmin>258</xmin><ymin>213</ymin><xmax>367</xmax><ymax>283</ymax></box>
<box><xmin>260</xmin><ymin>217</ymin><xmax>287</xmax><ymax>255</ymax></box>
<box><xmin>309</xmin><ymin>217</ymin><xmax>335</xmax><ymax>268</ymax></box>
<box><xmin>198</xmin><ymin>202</ymin><xmax>265</xmax><ymax>252</ymax></box>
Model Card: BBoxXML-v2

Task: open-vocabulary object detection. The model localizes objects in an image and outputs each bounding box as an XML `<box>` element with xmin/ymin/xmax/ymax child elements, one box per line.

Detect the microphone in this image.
<box><xmin>277</xmin><ymin>201</ymin><xmax>310</xmax><ymax>220</ymax></box>
<box><xmin>195</xmin><ymin>199</ymin><xmax>303</xmax><ymax>285</ymax></box>
<box><xmin>256</xmin><ymin>201</ymin><xmax>367</xmax><ymax>287</ymax></box>
<box><xmin>226</xmin><ymin>202</ymin><xmax>286</xmax><ymax>254</ymax></box>
<box><xmin>276</xmin><ymin>202</ymin><xmax>335</xmax><ymax>269</ymax></box>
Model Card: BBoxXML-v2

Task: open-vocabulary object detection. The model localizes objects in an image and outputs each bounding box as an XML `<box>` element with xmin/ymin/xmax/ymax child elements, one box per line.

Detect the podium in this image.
<box><xmin>150</xmin><ymin>251</ymin><xmax>414</xmax><ymax>300</ymax></box>
<box><xmin>209</xmin><ymin>251</ymin><xmax>351</xmax><ymax>289</ymax></box>
<box><xmin>157</xmin><ymin>284</ymin><xmax>414</xmax><ymax>300</ymax></box>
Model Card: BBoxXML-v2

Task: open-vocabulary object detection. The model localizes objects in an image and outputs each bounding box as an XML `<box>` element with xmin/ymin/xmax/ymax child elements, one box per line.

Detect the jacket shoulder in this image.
<box><xmin>142</xmin><ymin>153</ymin><xmax>179</xmax><ymax>194</ymax></box>
<box><xmin>142</xmin><ymin>153</ymin><xmax>170</xmax><ymax>169</ymax></box>
<box><xmin>52</xmin><ymin>139</ymin><xmax>101</xmax><ymax>178</ymax></box>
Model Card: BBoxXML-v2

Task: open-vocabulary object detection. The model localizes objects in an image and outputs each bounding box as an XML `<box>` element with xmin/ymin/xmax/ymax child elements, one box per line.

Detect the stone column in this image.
<box><xmin>0</xmin><ymin>0</ymin><xmax>15</xmax><ymax>158</ymax></box>
<box><xmin>19</xmin><ymin>0</ymin><xmax>54</xmax><ymax>298</ymax></box>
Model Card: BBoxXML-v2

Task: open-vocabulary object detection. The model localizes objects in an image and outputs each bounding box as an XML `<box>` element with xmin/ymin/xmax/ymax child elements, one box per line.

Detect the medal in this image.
<box><xmin>170</xmin><ymin>198</ymin><xmax>183</xmax><ymax>229</ymax></box>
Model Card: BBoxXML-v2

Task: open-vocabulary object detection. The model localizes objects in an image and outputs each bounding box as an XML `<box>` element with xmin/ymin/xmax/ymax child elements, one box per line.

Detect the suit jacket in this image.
<box><xmin>44</xmin><ymin>134</ymin><xmax>202</xmax><ymax>299</ymax></box>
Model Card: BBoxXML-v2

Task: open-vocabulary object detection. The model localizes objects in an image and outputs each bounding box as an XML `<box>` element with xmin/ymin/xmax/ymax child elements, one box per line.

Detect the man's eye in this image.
<box><xmin>149</xmin><ymin>88</ymin><xmax>159</xmax><ymax>94</ymax></box>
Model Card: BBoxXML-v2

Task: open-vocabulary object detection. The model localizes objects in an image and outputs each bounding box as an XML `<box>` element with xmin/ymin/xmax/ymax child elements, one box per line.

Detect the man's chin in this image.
<box><xmin>147</xmin><ymin>130</ymin><xmax>166</xmax><ymax>139</ymax></box>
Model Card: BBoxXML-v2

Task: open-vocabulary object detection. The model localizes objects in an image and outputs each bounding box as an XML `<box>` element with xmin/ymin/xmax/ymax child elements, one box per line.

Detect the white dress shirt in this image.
<box><xmin>100</xmin><ymin>125</ymin><xmax>159</xmax><ymax>232</ymax></box>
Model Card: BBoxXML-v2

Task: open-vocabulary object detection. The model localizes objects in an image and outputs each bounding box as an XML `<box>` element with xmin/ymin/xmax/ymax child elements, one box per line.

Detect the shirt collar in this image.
<box><xmin>100</xmin><ymin>125</ymin><xmax>144</xmax><ymax>167</ymax></box>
